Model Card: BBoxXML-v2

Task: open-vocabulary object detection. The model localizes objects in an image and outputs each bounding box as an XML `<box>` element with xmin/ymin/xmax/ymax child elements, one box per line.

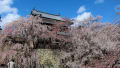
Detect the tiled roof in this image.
<box><xmin>31</xmin><ymin>9</ymin><xmax>64</xmax><ymax>21</ymax></box>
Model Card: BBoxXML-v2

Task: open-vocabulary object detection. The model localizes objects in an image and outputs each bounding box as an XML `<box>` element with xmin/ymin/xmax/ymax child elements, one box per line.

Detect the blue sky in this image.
<box><xmin>12</xmin><ymin>0</ymin><xmax>120</xmax><ymax>22</ymax></box>
<box><xmin>0</xmin><ymin>0</ymin><xmax>120</xmax><ymax>27</ymax></box>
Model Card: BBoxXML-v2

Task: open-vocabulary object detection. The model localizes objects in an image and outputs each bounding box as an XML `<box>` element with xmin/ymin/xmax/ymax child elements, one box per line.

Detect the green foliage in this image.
<box><xmin>37</xmin><ymin>49</ymin><xmax>60</xmax><ymax>68</ymax></box>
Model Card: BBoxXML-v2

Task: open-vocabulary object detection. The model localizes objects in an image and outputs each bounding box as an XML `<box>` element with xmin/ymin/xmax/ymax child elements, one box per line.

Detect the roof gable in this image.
<box><xmin>31</xmin><ymin>9</ymin><xmax>64</xmax><ymax>21</ymax></box>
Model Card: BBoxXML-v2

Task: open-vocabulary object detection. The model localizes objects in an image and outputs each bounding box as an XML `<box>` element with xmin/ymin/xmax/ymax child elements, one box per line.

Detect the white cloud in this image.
<box><xmin>2</xmin><ymin>13</ymin><xmax>19</xmax><ymax>25</ymax></box>
<box><xmin>76</xmin><ymin>12</ymin><xmax>92</xmax><ymax>22</ymax></box>
<box><xmin>71</xmin><ymin>5</ymin><xmax>93</xmax><ymax>27</ymax></box>
<box><xmin>77</xmin><ymin>6</ymin><xmax>86</xmax><ymax>14</ymax></box>
<box><xmin>95</xmin><ymin>0</ymin><xmax>104</xmax><ymax>4</ymax></box>
<box><xmin>72</xmin><ymin>12</ymin><xmax>93</xmax><ymax>27</ymax></box>
<box><xmin>0</xmin><ymin>0</ymin><xmax>20</xmax><ymax>27</ymax></box>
